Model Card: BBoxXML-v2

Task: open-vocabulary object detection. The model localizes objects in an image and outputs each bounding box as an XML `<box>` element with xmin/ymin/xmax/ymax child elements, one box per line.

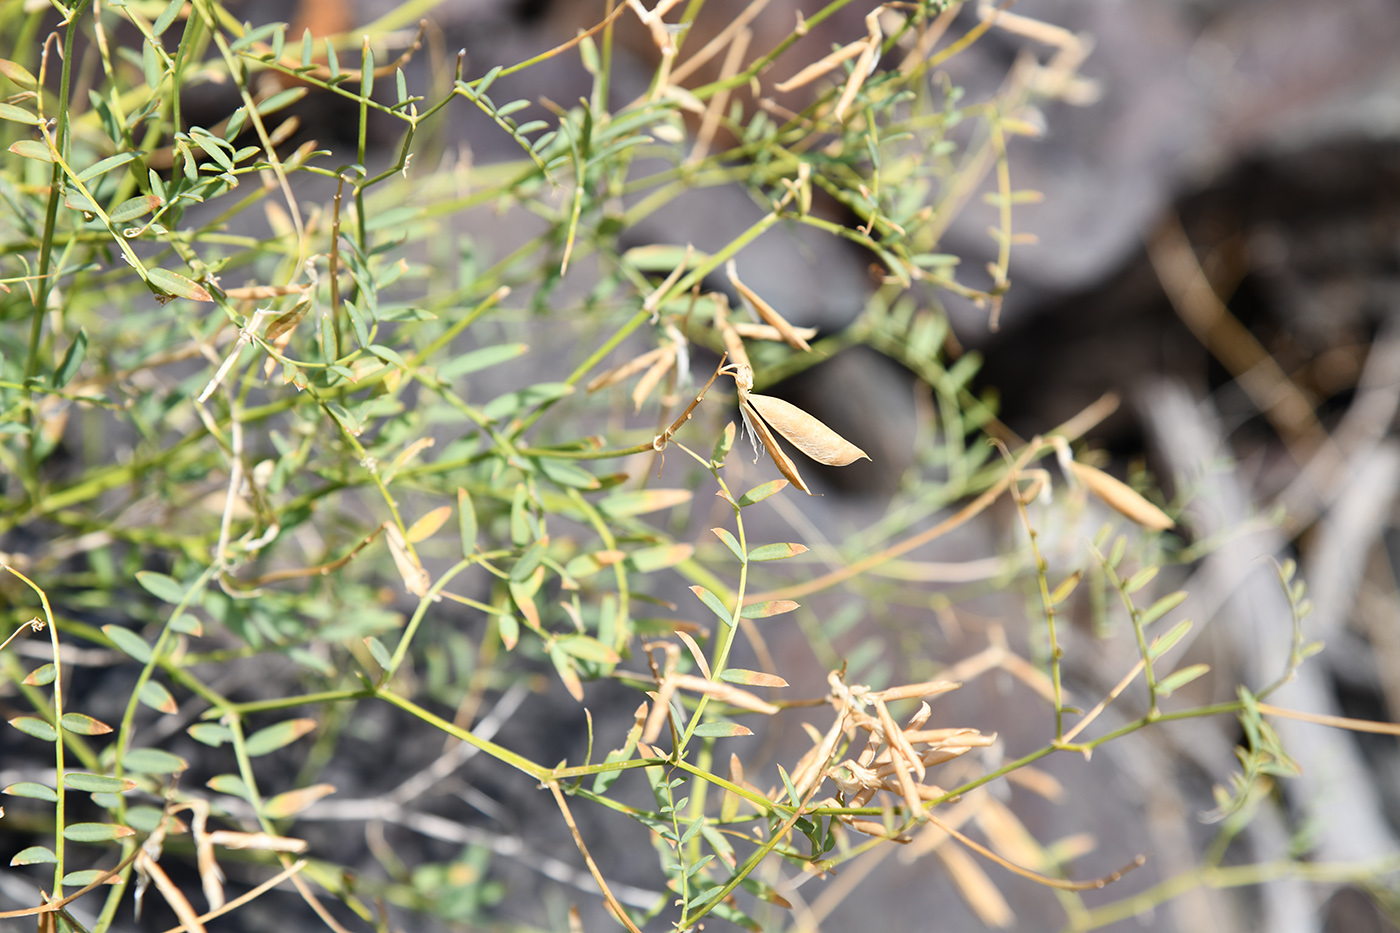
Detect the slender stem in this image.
<box><xmin>23</xmin><ymin>0</ymin><xmax>90</xmax><ymax>493</ymax></box>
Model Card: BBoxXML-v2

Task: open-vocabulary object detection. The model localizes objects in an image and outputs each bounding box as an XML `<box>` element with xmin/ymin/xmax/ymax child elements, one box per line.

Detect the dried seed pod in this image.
<box><xmin>726</xmin><ymin>260</ymin><xmax>811</xmax><ymax>351</ymax></box>
<box><xmin>631</xmin><ymin>351</ymin><xmax>675</xmax><ymax>412</ymax></box>
<box><xmin>586</xmin><ymin>346</ymin><xmax>669</xmax><ymax>392</ymax></box>
<box><xmin>743</xmin><ymin>393</ymin><xmax>870</xmax><ymax>466</ymax></box>
<box><xmin>712</xmin><ymin>295</ymin><xmax>751</xmax><ymax>370</ymax></box>
<box><xmin>1066</xmin><ymin>460</ymin><xmax>1174</xmax><ymax>531</ymax></box>
<box><xmin>730</xmin><ymin>321</ymin><xmax>819</xmax><ymax>343</ymax></box>
<box><xmin>848</xmin><ymin>819</ymin><xmax>914</xmax><ymax>843</ymax></box>
<box><xmin>727</xmin><ymin>362</ymin><xmax>870</xmax><ymax>494</ymax></box>
<box><xmin>775</xmin><ymin>38</ymin><xmax>868</xmax><ymax>92</ymax></box>
<box><xmin>741</xmin><ymin>399</ymin><xmax>813</xmax><ymax>494</ymax></box>
<box><xmin>672</xmin><ymin>674</ymin><xmax>779</xmax><ymax>715</ymax></box>
<box><xmin>937</xmin><ymin>843</ymin><xmax>1016</xmax><ymax>928</ymax></box>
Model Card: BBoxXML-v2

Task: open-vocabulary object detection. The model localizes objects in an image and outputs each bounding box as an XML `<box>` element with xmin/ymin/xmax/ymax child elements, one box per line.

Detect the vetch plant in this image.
<box><xmin>2</xmin><ymin>1</ymin><xmax>1399</xmax><ymax>931</ymax></box>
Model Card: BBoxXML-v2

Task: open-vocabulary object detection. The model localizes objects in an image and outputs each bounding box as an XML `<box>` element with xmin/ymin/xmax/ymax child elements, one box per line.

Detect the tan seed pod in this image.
<box><xmin>774</xmin><ymin>38</ymin><xmax>868</xmax><ymax>93</ymax></box>
<box><xmin>744</xmin><ymin>392</ymin><xmax>870</xmax><ymax>466</ymax></box>
<box><xmin>849</xmin><ymin>819</ymin><xmax>914</xmax><ymax>843</ymax></box>
<box><xmin>740</xmin><ymin>398</ymin><xmax>812</xmax><ymax>494</ymax></box>
<box><xmin>937</xmin><ymin>843</ymin><xmax>1016</xmax><ymax>928</ymax></box>
<box><xmin>631</xmin><ymin>350</ymin><xmax>675</xmax><ymax>412</ymax></box>
<box><xmin>726</xmin><ymin>260</ymin><xmax>811</xmax><ymax>351</ymax></box>
<box><xmin>1066</xmin><ymin>460</ymin><xmax>1174</xmax><ymax>531</ymax></box>
<box><xmin>384</xmin><ymin>522</ymin><xmax>430</xmax><ymax>597</ymax></box>
<box><xmin>871</xmin><ymin>680</ymin><xmax>960</xmax><ymax>702</ymax></box>
<box><xmin>875</xmin><ymin>697</ymin><xmax>926</xmax><ymax>782</ymax></box>
<box><xmin>730</xmin><ymin>321</ymin><xmax>819</xmax><ymax>343</ymax></box>
<box><xmin>975</xmin><ymin>796</ymin><xmax>1046</xmax><ymax>871</ymax></box>
<box><xmin>672</xmin><ymin>673</ymin><xmax>780</xmax><ymax>715</ymax></box>
<box><xmin>586</xmin><ymin>346</ymin><xmax>669</xmax><ymax>392</ymax></box>
<box><xmin>712</xmin><ymin>295</ymin><xmax>752</xmax><ymax>371</ymax></box>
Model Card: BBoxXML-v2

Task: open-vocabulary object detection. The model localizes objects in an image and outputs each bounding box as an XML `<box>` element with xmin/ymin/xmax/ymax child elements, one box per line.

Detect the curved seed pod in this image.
<box><xmin>744</xmin><ymin>393</ymin><xmax>870</xmax><ymax>466</ymax></box>
<box><xmin>731</xmin><ymin>321</ymin><xmax>819</xmax><ymax>343</ymax></box>
<box><xmin>1066</xmin><ymin>460</ymin><xmax>1174</xmax><ymax>531</ymax></box>
<box><xmin>726</xmin><ymin>260</ymin><xmax>811</xmax><ymax>351</ymax></box>
<box><xmin>741</xmin><ymin>399</ymin><xmax>812</xmax><ymax>494</ymax></box>
<box><xmin>586</xmin><ymin>346</ymin><xmax>669</xmax><ymax>392</ymax></box>
<box><xmin>631</xmin><ymin>350</ymin><xmax>675</xmax><ymax>412</ymax></box>
<box><xmin>712</xmin><ymin>295</ymin><xmax>751</xmax><ymax>370</ymax></box>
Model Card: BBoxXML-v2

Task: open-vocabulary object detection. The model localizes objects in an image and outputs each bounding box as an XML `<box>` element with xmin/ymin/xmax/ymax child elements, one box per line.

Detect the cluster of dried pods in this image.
<box><xmin>792</xmin><ymin>672</ymin><xmax>991</xmax><ymax>839</ymax></box>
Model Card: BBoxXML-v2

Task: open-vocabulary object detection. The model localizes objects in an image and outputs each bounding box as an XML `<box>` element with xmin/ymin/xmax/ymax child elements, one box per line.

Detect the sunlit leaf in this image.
<box><xmin>63</xmin><ymin>822</ymin><xmax>135</xmax><ymax>842</ymax></box>
<box><xmin>103</xmin><ymin>624</ymin><xmax>153</xmax><ymax>663</ymax></box>
<box><xmin>365</xmin><ymin>636</ymin><xmax>393</xmax><ymax>671</ymax></box>
<box><xmin>139</xmin><ymin>679</ymin><xmax>178</xmax><ymax>714</ymax></box>
<box><xmin>740</xmin><ymin>600</ymin><xmax>800</xmax><ymax>619</ymax></box>
<box><xmin>1158</xmin><ymin>663</ymin><xmax>1210</xmax><ymax>698</ymax></box>
<box><xmin>0</xmin><ymin>102</ymin><xmax>40</xmax><ymax>125</ymax></box>
<box><xmin>498</xmin><ymin>612</ymin><xmax>519</xmax><ymax>651</ymax></box>
<box><xmin>711</xmin><ymin>527</ymin><xmax>743</xmax><ymax>561</ymax></box>
<box><xmin>0</xmin><ymin>59</ymin><xmax>39</xmax><ymax>90</ymax></box>
<box><xmin>109</xmin><ymin>194</ymin><xmax>162</xmax><ymax>224</ymax></box>
<box><xmin>147</xmin><ymin>268</ymin><xmax>213</xmax><ymax>302</ymax></box>
<box><xmin>9</xmin><ymin>139</ymin><xmax>54</xmax><ymax>161</ymax></box>
<box><xmin>63</xmin><ymin>773</ymin><xmax>138</xmax><ymax>794</ymax></box>
<box><xmin>10</xmin><ymin>845</ymin><xmax>56</xmax><ymax>866</ymax></box>
<box><xmin>555</xmin><ymin>634</ymin><xmax>621</xmax><ymax>665</ymax></box>
<box><xmin>122</xmin><ymin>748</ymin><xmax>187</xmax><ymax>774</ymax></box>
<box><xmin>244</xmin><ymin>718</ymin><xmax>317</xmax><ymax>757</ymax></box>
<box><xmin>747</xmin><ymin>542</ymin><xmax>808</xmax><ymax>562</ymax></box>
<box><xmin>691</xmin><ymin>721</ymin><xmax>753</xmax><ymax>738</ymax></box>
<box><xmin>206</xmin><ymin>773</ymin><xmax>253</xmax><ymax>799</ymax></box>
<box><xmin>1141</xmin><ymin>590</ymin><xmax>1188</xmax><ymax>627</ymax></box>
<box><xmin>719</xmin><ymin>669</ymin><xmax>789</xmax><ymax>687</ymax></box>
<box><xmin>135</xmin><ymin>571</ymin><xmax>186</xmax><ymax>604</ymax></box>
<box><xmin>187</xmin><ymin>723</ymin><xmax>233</xmax><ymax>747</ymax></box>
<box><xmin>60</xmin><ymin>713</ymin><xmax>113</xmax><ymax>736</ymax></box>
<box><xmin>62</xmin><ymin>869</ymin><xmax>121</xmax><ymax>886</ymax></box>
<box><xmin>625</xmin><ymin>543</ymin><xmax>694</xmax><ymax>573</ymax></box>
<box><xmin>9</xmin><ymin>717</ymin><xmax>57</xmax><ymax>741</ymax></box>
<box><xmin>265</xmin><ymin>783</ymin><xmax>336</xmax><ymax>819</ymax></box>
<box><xmin>597</xmin><ymin>488</ymin><xmax>692</xmax><ymax>518</ymax></box>
<box><xmin>737</xmin><ymin>480</ymin><xmax>787</xmax><ymax>507</ymax></box>
<box><xmin>53</xmin><ymin>328</ymin><xmax>87</xmax><ymax>388</ymax></box>
<box><xmin>406</xmin><ymin>505</ymin><xmax>452</xmax><ymax>543</ymax></box>
<box><xmin>690</xmin><ymin>585</ymin><xmax>732</xmax><ymax>626</ymax></box>
<box><xmin>22</xmin><ymin>663</ymin><xmax>56</xmax><ymax>686</ymax></box>
<box><xmin>3</xmin><ymin>782</ymin><xmax>57</xmax><ymax>801</ymax></box>
<box><xmin>458</xmin><ymin>487</ymin><xmax>478</xmax><ymax>556</ymax></box>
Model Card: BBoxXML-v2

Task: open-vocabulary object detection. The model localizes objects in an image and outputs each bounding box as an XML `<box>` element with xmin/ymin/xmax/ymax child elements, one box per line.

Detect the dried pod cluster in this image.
<box><xmin>798</xmin><ymin>672</ymin><xmax>990</xmax><ymax>823</ymax></box>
